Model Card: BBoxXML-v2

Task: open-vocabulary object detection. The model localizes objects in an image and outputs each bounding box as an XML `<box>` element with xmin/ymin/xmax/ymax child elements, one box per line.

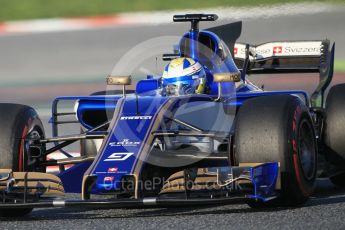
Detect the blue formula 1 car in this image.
<box><xmin>0</xmin><ymin>14</ymin><xmax>344</xmax><ymax>217</ymax></box>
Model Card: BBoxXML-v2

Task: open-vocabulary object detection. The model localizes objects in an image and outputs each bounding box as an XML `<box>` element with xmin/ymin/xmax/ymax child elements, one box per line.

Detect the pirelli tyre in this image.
<box><xmin>324</xmin><ymin>84</ymin><xmax>345</xmax><ymax>187</ymax></box>
<box><xmin>0</xmin><ymin>104</ymin><xmax>45</xmax><ymax>217</ymax></box>
<box><xmin>235</xmin><ymin>95</ymin><xmax>317</xmax><ymax>206</ymax></box>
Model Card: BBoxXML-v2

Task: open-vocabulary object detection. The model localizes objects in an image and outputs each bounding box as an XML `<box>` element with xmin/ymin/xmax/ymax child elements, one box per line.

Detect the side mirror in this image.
<box><xmin>214</xmin><ymin>72</ymin><xmax>241</xmax><ymax>101</ymax></box>
<box><xmin>106</xmin><ymin>75</ymin><xmax>132</xmax><ymax>85</ymax></box>
<box><xmin>214</xmin><ymin>72</ymin><xmax>241</xmax><ymax>83</ymax></box>
<box><xmin>106</xmin><ymin>75</ymin><xmax>132</xmax><ymax>97</ymax></box>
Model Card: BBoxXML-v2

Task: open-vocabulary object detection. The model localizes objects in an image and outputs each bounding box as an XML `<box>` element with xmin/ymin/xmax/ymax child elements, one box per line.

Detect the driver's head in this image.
<box><xmin>161</xmin><ymin>57</ymin><xmax>206</xmax><ymax>96</ymax></box>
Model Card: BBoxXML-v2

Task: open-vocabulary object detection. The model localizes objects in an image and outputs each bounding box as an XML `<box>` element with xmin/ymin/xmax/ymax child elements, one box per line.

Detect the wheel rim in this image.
<box><xmin>22</xmin><ymin>126</ymin><xmax>45</xmax><ymax>172</ymax></box>
<box><xmin>298</xmin><ymin>119</ymin><xmax>316</xmax><ymax>181</ymax></box>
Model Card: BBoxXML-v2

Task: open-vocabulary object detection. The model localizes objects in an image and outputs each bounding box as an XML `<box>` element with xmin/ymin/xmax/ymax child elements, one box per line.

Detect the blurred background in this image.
<box><xmin>0</xmin><ymin>0</ymin><xmax>342</xmax><ymax>21</ymax></box>
<box><xmin>0</xmin><ymin>0</ymin><xmax>344</xmax><ymax>137</ymax></box>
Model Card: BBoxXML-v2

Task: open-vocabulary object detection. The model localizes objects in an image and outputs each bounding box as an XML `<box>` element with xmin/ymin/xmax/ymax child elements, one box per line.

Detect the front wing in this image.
<box><xmin>0</xmin><ymin>162</ymin><xmax>279</xmax><ymax>210</ymax></box>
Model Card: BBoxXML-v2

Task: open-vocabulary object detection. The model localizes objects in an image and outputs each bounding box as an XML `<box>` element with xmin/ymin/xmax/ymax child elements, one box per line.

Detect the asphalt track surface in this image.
<box><xmin>1</xmin><ymin>179</ymin><xmax>345</xmax><ymax>230</ymax></box>
<box><xmin>1</xmin><ymin>7</ymin><xmax>345</xmax><ymax>230</ymax></box>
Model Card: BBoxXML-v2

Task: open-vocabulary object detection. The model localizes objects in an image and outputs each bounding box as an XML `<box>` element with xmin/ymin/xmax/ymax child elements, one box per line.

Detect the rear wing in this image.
<box><xmin>233</xmin><ymin>40</ymin><xmax>335</xmax><ymax>108</ymax></box>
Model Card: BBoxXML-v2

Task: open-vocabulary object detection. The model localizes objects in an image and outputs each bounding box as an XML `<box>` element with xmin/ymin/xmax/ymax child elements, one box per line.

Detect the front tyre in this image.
<box><xmin>235</xmin><ymin>95</ymin><xmax>317</xmax><ymax>206</ymax></box>
<box><xmin>0</xmin><ymin>104</ymin><xmax>45</xmax><ymax>217</ymax></box>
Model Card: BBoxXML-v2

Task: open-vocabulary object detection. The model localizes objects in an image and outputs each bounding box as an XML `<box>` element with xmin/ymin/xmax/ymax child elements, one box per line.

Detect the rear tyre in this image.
<box><xmin>324</xmin><ymin>84</ymin><xmax>345</xmax><ymax>186</ymax></box>
<box><xmin>324</xmin><ymin>84</ymin><xmax>345</xmax><ymax>159</ymax></box>
<box><xmin>0</xmin><ymin>104</ymin><xmax>45</xmax><ymax>217</ymax></box>
<box><xmin>235</xmin><ymin>95</ymin><xmax>317</xmax><ymax>207</ymax></box>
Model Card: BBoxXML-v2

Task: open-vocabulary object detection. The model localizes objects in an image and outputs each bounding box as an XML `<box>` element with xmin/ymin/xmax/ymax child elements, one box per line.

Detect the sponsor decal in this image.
<box><xmin>234</xmin><ymin>41</ymin><xmax>322</xmax><ymax>60</ymax></box>
<box><xmin>96</xmin><ymin>169</ymin><xmax>129</xmax><ymax>174</ymax></box>
<box><xmin>255</xmin><ymin>48</ymin><xmax>271</xmax><ymax>55</ymax></box>
<box><xmin>109</xmin><ymin>139</ymin><xmax>141</xmax><ymax>147</ymax></box>
<box><xmin>106</xmin><ymin>167</ymin><xmax>129</xmax><ymax>174</ymax></box>
<box><xmin>104</xmin><ymin>176</ymin><xmax>114</xmax><ymax>181</ymax></box>
<box><xmin>108</xmin><ymin>167</ymin><xmax>118</xmax><ymax>173</ymax></box>
<box><xmin>273</xmin><ymin>46</ymin><xmax>283</xmax><ymax>54</ymax></box>
<box><xmin>234</xmin><ymin>44</ymin><xmax>247</xmax><ymax>58</ymax></box>
<box><xmin>103</xmin><ymin>176</ymin><xmax>114</xmax><ymax>190</ymax></box>
<box><xmin>284</xmin><ymin>46</ymin><xmax>321</xmax><ymax>54</ymax></box>
<box><xmin>104</xmin><ymin>152</ymin><xmax>134</xmax><ymax>161</ymax></box>
<box><xmin>120</xmin><ymin>116</ymin><xmax>152</xmax><ymax>120</ymax></box>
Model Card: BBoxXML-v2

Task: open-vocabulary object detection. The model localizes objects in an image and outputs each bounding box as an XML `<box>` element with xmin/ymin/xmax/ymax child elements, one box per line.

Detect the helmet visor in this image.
<box><xmin>163</xmin><ymin>80</ymin><xmax>200</xmax><ymax>96</ymax></box>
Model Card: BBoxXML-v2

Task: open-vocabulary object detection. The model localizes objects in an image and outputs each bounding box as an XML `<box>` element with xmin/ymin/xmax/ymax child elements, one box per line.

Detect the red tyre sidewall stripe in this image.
<box><xmin>292</xmin><ymin>106</ymin><xmax>310</xmax><ymax>196</ymax></box>
<box><xmin>293</xmin><ymin>154</ymin><xmax>309</xmax><ymax>196</ymax></box>
<box><xmin>18</xmin><ymin>126</ymin><xmax>28</xmax><ymax>171</ymax></box>
<box><xmin>18</xmin><ymin>117</ymin><xmax>33</xmax><ymax>172</ymax></box>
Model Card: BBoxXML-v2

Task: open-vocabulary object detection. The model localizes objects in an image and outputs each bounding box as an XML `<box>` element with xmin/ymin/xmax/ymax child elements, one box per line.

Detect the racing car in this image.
<box><xmin>0</xmin><ymin>13</ymin><xmax>344</xmax><ymax>217</ymax></box>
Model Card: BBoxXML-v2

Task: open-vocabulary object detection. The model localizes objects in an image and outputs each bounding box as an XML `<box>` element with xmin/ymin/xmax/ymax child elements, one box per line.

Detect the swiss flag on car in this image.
<box><xmin>234</xmin><ymin>47</ymin><xmax>238</xmax><ymax>55</ymax></box>
<box><xmin>108</xmin><ymin>167</ymin><xmax>118</xmax><ymax>173</ymax></box>
<box><xmin>273</xmin><ymin>46</ymin><xmax>283</xmax><ymax>54</ymax></box>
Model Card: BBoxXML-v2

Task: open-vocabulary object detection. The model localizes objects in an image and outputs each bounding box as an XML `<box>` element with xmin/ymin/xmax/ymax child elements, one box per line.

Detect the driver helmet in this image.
<box><xmin>161</xmin><ymin>57</ymin><xmax>206</xmax><ymax>96</ymax></box>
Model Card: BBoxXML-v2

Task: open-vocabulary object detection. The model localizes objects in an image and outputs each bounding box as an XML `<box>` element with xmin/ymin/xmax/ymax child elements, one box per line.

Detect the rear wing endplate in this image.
<box><xmin>233</xmin><ymin>40</ymin><xmax>335</xmax><ymax>108</ymax></box>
